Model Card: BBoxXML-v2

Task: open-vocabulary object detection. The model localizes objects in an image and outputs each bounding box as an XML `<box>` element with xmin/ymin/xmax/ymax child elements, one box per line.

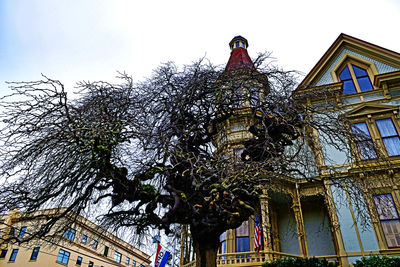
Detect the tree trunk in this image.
<box><xmin>191</xmin><ymin>226</ymin><xmax>221</xmax><ymax>267</ymax></box>
<box><xmin>193</xmin><ymin>241</ymin><xmax>218</xmax><ymax>267</ymax></box>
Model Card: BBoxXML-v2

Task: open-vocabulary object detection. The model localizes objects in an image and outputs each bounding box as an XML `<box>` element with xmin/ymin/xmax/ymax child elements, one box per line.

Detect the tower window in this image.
<box><xmin>339</xmin><ymin>64</ymin><xmax>373</xmax><ymax>94</ymax></box>
<box><xmin>236</xmin><ymin>41</ymin><xmax>240</xmax><ymax>48</ymax></box>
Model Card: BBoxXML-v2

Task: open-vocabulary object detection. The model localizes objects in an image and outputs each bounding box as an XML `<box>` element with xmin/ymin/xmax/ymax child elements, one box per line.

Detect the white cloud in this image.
<box><xmin>0</xmin><ymin>0</ymin><xmax>399</xmax><ymax>94</ymax></box>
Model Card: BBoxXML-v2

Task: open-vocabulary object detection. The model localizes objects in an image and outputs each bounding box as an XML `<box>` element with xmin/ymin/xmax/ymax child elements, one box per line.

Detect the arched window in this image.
<box><xmin>338</xmin><ymin>64</ymin><xmax>373</xmax><ymax>94</ymax></box>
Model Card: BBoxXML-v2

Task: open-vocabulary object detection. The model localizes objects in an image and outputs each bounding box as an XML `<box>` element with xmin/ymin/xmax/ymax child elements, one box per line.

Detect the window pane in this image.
<box><xmin>235</xmin><ymin>220</ymin><xmax>249</xmax><ymax>236</ymax></box>
<box><xmin>30</xmin><ymin>247</ymin><xmax>40</xmax><ymax>260</ymax></box>
<box><xmin>373</xmin><ymin>194</ymin><xmax>399</xmax><ymax>220</ymax></box>
<box><xmin>82</xmin><ymin>234</ymin><xmax>87</xmax><ymax>244</ymax></box>
<box><xmin>339</xmin><ymin>66</ymin><xmax>352</xmax><ymax>80</ymax></box>
<box><xmin>132</xmin><ymin>260</ymin><xmax>136</xmax><ymax>267</ymax></box>
<box><xmin>57</xmin><ymin>249</ymin><xmax>70</xmax><ymax>264</ymax></box>
<box><xmin>351</xmin><ymin>122</ymin><xmax>371</xmax><ymax>140</ymax></box>
<box><xmin>219</xmin><ymin>240</ymin><xmax>226</xmax><ymax>254</ymax></box>
<box><xmin>357</xmin><ymin>76</ymin><xmax>373</xmax><ymax>91</ymax></box>
<box><xmin>381</xmin><ymin>220</ymin><xmax>400</xmax><ymax>248</ymax></box>
<box><xmin>76</xmin><ymin>256</ymin><xmax>82</xmax><ymax>265</ymax></box>
<box><xmin>18</xmin><ymin>226</ymin><xmax>27</xmax><ymax>238</ymax></box>
<box><xmin>64</xmin><ymin>228</ymin><xmax>76</xmax><ymax>241</ymax></box>
<box><xmin>355</xmin><ymin>140</ymin><xmax>376</xmax><ymax>159</ymax></box>
<box><xmin>220</xmin><ymin>232</ymin><xmax>226</xmax><ymax>242</ymax></box>
<box><xmin>352</xmin><ymin>65</ymin><xmax>368</xmax><ymax>77</ymax></box>
<box><xmin>382</xmin><ymin>137</ymin><xmax>400</xmax><ymax>156</ymax></box>
<box><xmin>9</xmin><ymin>249</ymin><xmax>18</xmax><ymax>261</ymax></box>
<box><xmin>114</xmin><ymin>252</ymin><xmax>122</xmax><ymax>263</ymax></box>
<box><xmin>343</xmin><ymin>80</ymin><xmax>357</xmax><ymax>94</ymax></box>
<box><xmin>236</xmin><ymin>237</ymin><xmax>250</xmax><ymax>252</ymax></box>
<box><xmin>376</xmin><ymin>118</ymin><xmax>398</xmax><ymax>137</ymax></box>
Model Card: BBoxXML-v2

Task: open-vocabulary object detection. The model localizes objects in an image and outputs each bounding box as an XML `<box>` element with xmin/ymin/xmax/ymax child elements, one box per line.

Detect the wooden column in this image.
<box><xmin>260</xmin><ymin>191</ymin><xmax>273</xmax><ymax>260</ymax></box>
<box><xmin>324</xmin><ymin>180</ymin><xmax>349</xmax><ymax>266</ymax></box>
<box><xmin>292</xmin><ymin>184</ymin><xmax>308</xmax><ymax>257</ymax></box>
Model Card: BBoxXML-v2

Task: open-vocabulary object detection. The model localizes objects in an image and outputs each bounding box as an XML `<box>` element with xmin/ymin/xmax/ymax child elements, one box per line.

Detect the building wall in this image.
<box><xmin>0</xmin><ymin>210</ymin><xmax>151</xmax><ymax>267</ymax></box>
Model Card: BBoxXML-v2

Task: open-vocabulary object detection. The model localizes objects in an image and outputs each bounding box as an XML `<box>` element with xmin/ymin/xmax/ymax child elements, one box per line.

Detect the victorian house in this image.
<box><xmin>181</xmin><ymin>34</ymin><xmax>400</xmax><ymax>267</ymax></box>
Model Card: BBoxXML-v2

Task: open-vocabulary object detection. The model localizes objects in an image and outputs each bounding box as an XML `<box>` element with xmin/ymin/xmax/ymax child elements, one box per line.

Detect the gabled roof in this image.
<box><xmin>298</xmin><ymin>33</ymin><xmax>400</xmax><ymax>90</ymax></box>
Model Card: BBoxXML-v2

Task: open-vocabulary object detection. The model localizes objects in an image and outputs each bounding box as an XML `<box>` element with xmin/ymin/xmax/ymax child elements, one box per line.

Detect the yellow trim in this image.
<box><xmin>330</xmin><ymin>53</ymin><xmax>379</xmax><ymax>84</ymax></box>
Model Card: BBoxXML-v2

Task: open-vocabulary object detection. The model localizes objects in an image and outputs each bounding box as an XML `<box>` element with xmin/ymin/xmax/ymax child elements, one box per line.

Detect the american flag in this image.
<box><xmin>254</xmin><ymin>214</ymin><xmax>262</xmax><ymax>252</ymax></box>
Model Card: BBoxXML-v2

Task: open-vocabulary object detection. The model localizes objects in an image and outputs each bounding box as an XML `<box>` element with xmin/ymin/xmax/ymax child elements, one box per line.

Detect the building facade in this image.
<box><xmin>0</xmin><ymin>209</ymin><xmax>151</xmax><ymax>267</ymax></box>
<box><xmin>181</xmin><ymin>34</ymin><xmax>400</xmax><ymax>267</ymax></box>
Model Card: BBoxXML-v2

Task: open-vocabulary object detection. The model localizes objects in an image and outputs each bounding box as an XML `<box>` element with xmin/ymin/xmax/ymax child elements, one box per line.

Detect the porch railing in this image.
<box><xmin>182</xmin><ymin>249</ymin><xmax>400</xmax><ymax>267</ymax></box>
<box><xmin>182</xmin><ymin>250</ymin><xmax>339</xmax><ymax>267</ymax></box>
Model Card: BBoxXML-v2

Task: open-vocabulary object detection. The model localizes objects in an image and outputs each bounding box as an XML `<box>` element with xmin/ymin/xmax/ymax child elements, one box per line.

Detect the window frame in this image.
<box><xmin>18</xmin><ymin>226</ymin><xmax>27</xmax><ymax>238</ymax></box>
<box><xmin>235</xmin><ymin>220</ymin><xmax>250</xmax><ymax>254</ymax></box>
<box><xmin>92</xmin><ymin>240</ymin><xmax>98</xmax><ymax>249</ymax></box>
<box><xmin>114</xmin><ymin>251</ymin><xmax>122</xmax><ymax>263</ymax></box>
<box><xmin>30</xmin><ymin>247</ymin><xmax>40</xmax><ymax>261</ymax></box>
<box><xmin>331</xmin><ymin>54</ymin><xmax>377</xmax><ymax>95</ymax></box>
<box><xmin>373</xmin><ymin>193</ymin><xmax>400</xmax><ymax>248</ymax></box>
<box><xmin>76</xmin><ymin>256</ymin><xmax>83</xmax><ymax>266</ymax></box>
<box><xmin>350</xmin><ymin>121</ymin><xmax>378</xmax><ymax>160</ymax></box>
<box><xmin>375</xmin><ymin>117</ymin><xmax>400</xmax><ymax>157</ymax></box>
<box><xmin>219</xmin><ymin>232</ymin><xmax>226</xmax><ymax>254</ymax></box>
<box><xmin>56</xmin><ymin>249</ymin><xmax>71</xmax><ymax>264</ymax></box>
<box><xmin>82</xmin><ymin>234</ymin><xmax>88</xmax><ymax>244</ymax></box>
<box><xmin>63</xmin><ymin>227</ymin><xmax>76</xmax><ymax>242</ymax></box>
<box><xmin>338</xmin><ymin>64</ymin><xmax>373</xmax><ymax>94</ymax></box>
<box><xmin>9</xmin><ymin>249</ymin><xmax>18</xmax><ymax>262</ymax></box>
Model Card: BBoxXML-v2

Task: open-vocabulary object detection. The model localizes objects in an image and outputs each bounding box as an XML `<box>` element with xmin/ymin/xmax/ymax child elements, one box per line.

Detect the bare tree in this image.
<box><xmin>0</xmin><ymin>55</ymin><xmax>381</xmax><ymax>267</ymax></box>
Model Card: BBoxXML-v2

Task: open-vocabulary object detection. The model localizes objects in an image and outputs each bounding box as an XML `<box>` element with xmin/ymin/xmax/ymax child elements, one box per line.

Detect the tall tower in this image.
<box><xmin>216</xmin><ymin>36</ymin><xmax>269</xmax><ymax>160</ymax></box>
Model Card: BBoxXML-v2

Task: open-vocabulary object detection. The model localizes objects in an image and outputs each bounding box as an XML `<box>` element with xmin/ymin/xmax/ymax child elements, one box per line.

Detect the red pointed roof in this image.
<box><xmin>225</xmin><ymin>36</ymin><xmax>255</xmax><ymax>72</ymax></box>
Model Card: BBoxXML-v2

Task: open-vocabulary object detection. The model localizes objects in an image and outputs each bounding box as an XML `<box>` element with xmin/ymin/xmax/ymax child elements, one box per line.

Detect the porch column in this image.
<box><xmin>292</xmin><ymin>184</ymin><xmax>308</xmax><ymax>257</ymax></box>
<box><xmin>324</xmin><ymin>181</ymin><xmax>349</xmax><ymax>266</ymax></box>
<box><xmin>260</xmin><ymin>190</ymin><xmax>273</xmax><ymax>259</ymax></box>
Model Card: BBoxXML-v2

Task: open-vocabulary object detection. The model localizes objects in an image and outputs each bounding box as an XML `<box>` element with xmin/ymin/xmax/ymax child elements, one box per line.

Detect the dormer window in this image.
<box><xmin>339</xmin><ymin>64</ymin><xmax>373</xmax><ymax>94</ymax></box>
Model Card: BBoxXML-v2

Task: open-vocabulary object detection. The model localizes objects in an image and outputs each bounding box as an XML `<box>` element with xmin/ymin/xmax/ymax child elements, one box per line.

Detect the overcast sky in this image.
<box><xmin>1</xmin><ymin>0</ymin><xmax>400</xmax><ymax>95</ymax></box>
